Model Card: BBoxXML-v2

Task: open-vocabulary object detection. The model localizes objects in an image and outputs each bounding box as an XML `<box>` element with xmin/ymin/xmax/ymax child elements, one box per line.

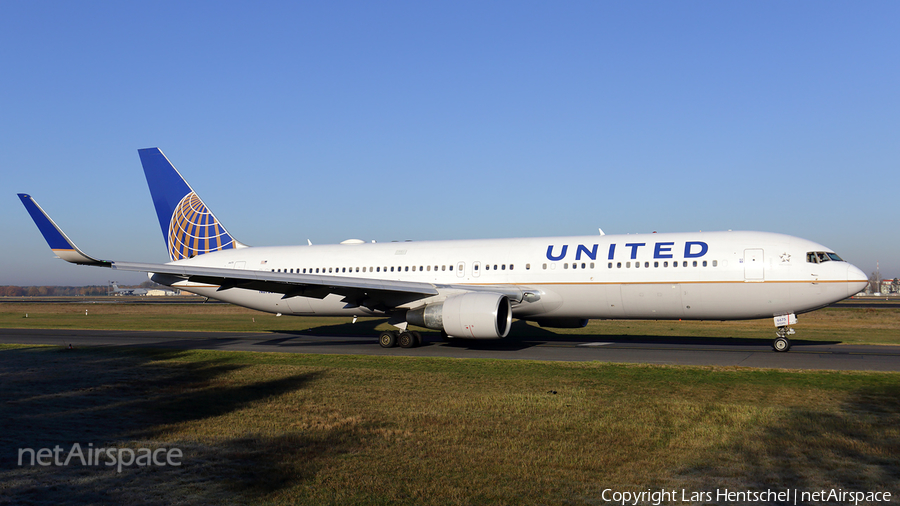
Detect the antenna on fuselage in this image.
<box><xmin>598</xmin><ymin>228</ymin><xmax>605</xmax><ymax>236</ymax></box>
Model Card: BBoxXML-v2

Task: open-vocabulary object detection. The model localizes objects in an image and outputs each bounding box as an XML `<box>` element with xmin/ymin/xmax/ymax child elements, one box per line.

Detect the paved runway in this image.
<box><xmin>2</xmin><ymin>328</ymin><xmax>899</xmax><ymax>371</ymax></box>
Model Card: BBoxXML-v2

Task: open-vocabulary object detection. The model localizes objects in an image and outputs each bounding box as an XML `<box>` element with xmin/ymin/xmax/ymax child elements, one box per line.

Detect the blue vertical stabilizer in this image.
<box><xmin>138</xmin><ymin>148</ymin><xmax>243</xmax><ymax>261</ymax></box>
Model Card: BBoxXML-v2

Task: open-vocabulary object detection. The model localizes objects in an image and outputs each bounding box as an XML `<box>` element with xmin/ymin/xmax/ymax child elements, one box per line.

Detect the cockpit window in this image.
<box><xmin>807</xmin><ymin>251</ymin><xmax>844</xmax><ymax>263</ymax></box>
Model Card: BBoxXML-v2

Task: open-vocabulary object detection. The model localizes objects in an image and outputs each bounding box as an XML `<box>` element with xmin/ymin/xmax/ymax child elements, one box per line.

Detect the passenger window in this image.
<box><xmin>542</xmin><ymin>263</ymin><xmax>547</xmax><ymax>269</ymax></box>
<box><xmin>502</xmin><ymin>265</ymin><xmax>506</xmax><ymax>270</ymax></box>
<box><xmin>390</xmin><ymin>267</ymin><xmax>394</xmax><ymax>272</ymax></box>
<box><xmin>526</xmin><ymin>264</ymin><xmax>531</xmax><ymax>270</ymax></box>
<box><xmin>608</xmin><ymin>262</ymin><xmax>613</xmax><ymax>269</ymax></box>
<box><xmin>564</xmin><ymin>263</ymin><xmax>569</xmax><ymax>269</ymax></box>
<box><xmin>427</xmin><ymin>265</ymin><xmax>431</xmax><ymax>271</ymax></box>
<box><xmin>590</xmin><ymin>262</ymin><xmax>594</xmax><ymax>269</ymax></box>
<box><xmin>442</xmin><ymin>265</ymin><xmax>446</xmax><ymax>271</ymax></box>
<box><xmin>510</xmin><ymin>264</ymin><xmax>514</xmax><ymax>270</ymax></box>
<box><xmin>712</xmin><ymin>260</ymin><xmax>717</xmax><ymax>267</ymax></box>
<box><xmin>692</xmin><ymin>261</ymin><xmax>697</xmax><ymax>267</ymax></box>
<box><xmin>405</xmin><ymin>266</ymin><xmax>409</xmax><ymax>272</ymax></box>
<box><xmin>617</xmin><ymin>262</ymin><xmax>622</xmax><ymax>268</ymax></box>
<box><xmin>702</xmin><ymin>261</ymin><xmax>707</xmax><ymax>267</ymax></box>
<box><xmin>663</xmin><ymin>261</ymin><xmax>668</xmax><ymax>267</ymax></box>
<box><xmin>474</xmin><ymin>264</ymin><xmax>479</xmax><ymax>271</ymax></box>
<box><xmin>635</xmin><ymin>262</ymin><xmax>640</xmax><ymax>269</ymax></box>
<box><xmin>683</xmin><ymin>261</ymin><xmax>687</xmax><ymax>267</ymax></box>
<box><xmin>626</xmin><ymin>262</ymin><xmax>631</xmax><ymax>268</ymax></box>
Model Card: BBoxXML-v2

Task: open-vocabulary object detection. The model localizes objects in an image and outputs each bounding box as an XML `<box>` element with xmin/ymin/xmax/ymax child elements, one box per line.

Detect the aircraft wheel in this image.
<box><xmin>411</xmin><ymin>331</ymin><xmax>422</xmax><ymax>347</ymax></box>
<box><xmin>398</xmin><ymin>331</ymin><xmax>416</xmax><ymax>348</ymax></box>
<box><xmin>379</xmin><ymin>331</ymin><xmax>398</xmax><ymax>348</ymax></box>
<box><xmin>773</xmin><ymin>336</ymin><xmax>791</xmax><ymax>352</ymax></box>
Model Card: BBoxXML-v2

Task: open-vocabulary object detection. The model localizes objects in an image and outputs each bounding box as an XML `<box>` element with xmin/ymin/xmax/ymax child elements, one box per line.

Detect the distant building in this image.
<box><xmin>146</xmin><ymin>289</ymin><xmax>180</xmax><ymax>296</ymax></box>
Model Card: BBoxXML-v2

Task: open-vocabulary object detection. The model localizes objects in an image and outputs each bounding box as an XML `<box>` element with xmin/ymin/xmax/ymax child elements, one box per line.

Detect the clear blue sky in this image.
<box><xmin>2</xmin><ymin>1</ymin><xmax>897</xmax><ymax>286</ymax></box>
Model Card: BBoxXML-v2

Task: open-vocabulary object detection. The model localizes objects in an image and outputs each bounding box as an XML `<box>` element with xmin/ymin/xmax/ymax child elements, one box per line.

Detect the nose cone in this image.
<box><xmin>847</xmin><ymin>263</ymin><xmax>868</xmax><ymax>297</ymax></box>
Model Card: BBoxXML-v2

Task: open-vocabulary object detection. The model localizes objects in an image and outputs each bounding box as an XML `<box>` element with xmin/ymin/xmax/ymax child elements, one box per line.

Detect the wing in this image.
<box><xmin>19</xmin><ymin>194</ymin><xmax>524</xmax><ymax>311</ymax></box>
<box><xmin>113</xmin><ymin>260</ymin><xmax>440</xmax><ymax>311</ymax></box>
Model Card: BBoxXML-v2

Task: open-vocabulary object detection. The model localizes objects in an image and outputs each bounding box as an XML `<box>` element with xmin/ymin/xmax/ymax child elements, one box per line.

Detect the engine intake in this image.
<box><xmin>406</xmin><ymin>293</ymin><xmax>512</xmax><ymax>339</ymax></box>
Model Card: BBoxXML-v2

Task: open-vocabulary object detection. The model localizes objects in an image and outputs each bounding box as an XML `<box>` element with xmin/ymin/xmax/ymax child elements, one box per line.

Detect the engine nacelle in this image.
<box><xmin>406</xmin><ymin>292</ymin><xmax>512</xmax><ymax>339</ymax></box>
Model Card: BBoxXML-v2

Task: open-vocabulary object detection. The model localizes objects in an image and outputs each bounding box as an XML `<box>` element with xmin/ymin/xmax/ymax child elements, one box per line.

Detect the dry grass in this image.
<box><xmin>1</xmin><ymin>345</ymin><xmax>897</xmax><ymax>505</ymax></box>
<box><xmin>1</xmin><ymin>301</ymin><xmax>899</xmax><ymax>346</ymax></box>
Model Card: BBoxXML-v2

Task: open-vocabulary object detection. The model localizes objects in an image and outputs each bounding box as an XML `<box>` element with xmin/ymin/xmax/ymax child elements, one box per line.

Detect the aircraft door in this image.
<box><xmin>744</xmin><ymin>249</ymin><xmax>764</xmax><ymax>280</ymax></box>
<box><xmin>472</xmin><ymin>261</ymin><xmax>481</xmax><ymax>277</ymax></box>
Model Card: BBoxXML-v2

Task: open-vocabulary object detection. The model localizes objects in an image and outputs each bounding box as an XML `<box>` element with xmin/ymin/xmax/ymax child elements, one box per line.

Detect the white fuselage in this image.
<box><xmin>163</xmin><ymin>231</ymin><xmax>867</xmax><ymax>322</ymax></box>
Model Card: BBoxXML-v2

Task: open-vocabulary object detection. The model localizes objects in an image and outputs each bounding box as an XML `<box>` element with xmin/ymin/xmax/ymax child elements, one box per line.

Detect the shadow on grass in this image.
<box><xmin>440</xmin><ymin>320</ymin><xmax>842</xmax><ymax>350</ymax></box>
<box><xmin>244</xmin><ymin>318</ymin><xmax>841</xmax><ymax>352</ymax></box>
<box><xmin>0</xmin><ymin>346</ymin><xmax>358</xmax><ymax>505</ymax></box>
<box><xmin>678</xmin><ymin>384</ymin><xmax>900</xmax><ymax>491</ymax></box>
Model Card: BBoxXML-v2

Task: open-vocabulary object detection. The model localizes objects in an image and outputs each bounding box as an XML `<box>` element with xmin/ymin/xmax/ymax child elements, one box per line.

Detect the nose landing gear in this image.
<box><xmin>773</xmin><ymin>326</ymin><xmax>795</xmax><ymax>352</ymax></box>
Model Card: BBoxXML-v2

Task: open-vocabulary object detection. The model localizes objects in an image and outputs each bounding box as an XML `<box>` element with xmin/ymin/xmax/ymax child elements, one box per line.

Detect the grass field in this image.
<box><xmin>1</xmin><ymin>300</ymin><xmax>898</xmax><ymax>504</ymax></box>
<box><xmin>1</xmin><ymin>300</ymin><xmax>899</xmax><ymax>346</ymax></box>
<box><xmin>1</xmin><ymin>344</ymin><xmax>898</xmax><ymax>505</ymax></box>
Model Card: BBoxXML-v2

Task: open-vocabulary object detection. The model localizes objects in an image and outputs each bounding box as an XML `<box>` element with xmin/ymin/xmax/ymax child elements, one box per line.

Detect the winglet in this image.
<box><xmin>17</xmin><ymin>193</ymin><xmax>110</xmax><ymax>266</ymax></box>
<box><xmin>138</xmin><ymin>148</ymin><xmax>246</xmax><ymax>261</ymax></box>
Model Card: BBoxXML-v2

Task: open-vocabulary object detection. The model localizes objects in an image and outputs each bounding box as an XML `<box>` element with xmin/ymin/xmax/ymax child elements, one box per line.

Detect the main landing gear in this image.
<box><xmin>773</xmin><ymin>326</ymin><xmax>795</xmax><ymax>352</ymax></box>
<box><xmin>379</xmin><ymin>330</ymin><xmax>423</xmax><ymax>349</ymax></box>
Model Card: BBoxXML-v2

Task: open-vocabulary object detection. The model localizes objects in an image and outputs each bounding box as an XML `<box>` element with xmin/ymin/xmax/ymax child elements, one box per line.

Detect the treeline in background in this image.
<box><xmin>0</xmin><ymin>286</ymin><xmax>111</xmax><ymax>296</ymax></box>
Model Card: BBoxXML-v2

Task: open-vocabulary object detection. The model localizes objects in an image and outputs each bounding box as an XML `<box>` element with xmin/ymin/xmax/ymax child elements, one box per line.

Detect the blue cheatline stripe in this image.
<box><xmin>17</xmin><ymin>194</ymin><xmax>73</xmax><ymax>251</ymax></box>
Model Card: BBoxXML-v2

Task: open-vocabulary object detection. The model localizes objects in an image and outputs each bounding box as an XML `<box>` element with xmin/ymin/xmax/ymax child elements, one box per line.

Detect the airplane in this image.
<box><xmin>18</xmin><ymin>148</ymin><xmax>868</xmax><ymax>352</ymax></box>
<box><xmin>110</xmin><ymin>282</ymin><xmax>148</xmax><ymax>296</ymax></box>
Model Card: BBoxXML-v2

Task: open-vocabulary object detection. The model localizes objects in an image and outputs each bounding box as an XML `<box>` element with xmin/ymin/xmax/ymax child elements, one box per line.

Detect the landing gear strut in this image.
<box><xmin>773</xmin><ymin>326</ymin><xmax>795</xmax><ymax>352</ymax></box>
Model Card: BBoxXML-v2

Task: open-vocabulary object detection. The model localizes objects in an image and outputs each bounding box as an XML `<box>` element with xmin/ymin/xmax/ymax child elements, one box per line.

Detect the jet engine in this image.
<box><xmin>406</xmin><ymin>292</ymin><xmax>512</xmax><ymax>339</ymax></box>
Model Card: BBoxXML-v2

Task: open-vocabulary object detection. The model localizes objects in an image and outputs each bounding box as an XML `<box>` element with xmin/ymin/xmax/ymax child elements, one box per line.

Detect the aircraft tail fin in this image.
<box><xmin>138</xmin><ymin>148</ymin><xmax>246</xmax><ymax>261</ymax></box>
<box><xmin>17</xmin><ymin>193</ymin><xmax>110</xmax><ymax>266</ymax></box>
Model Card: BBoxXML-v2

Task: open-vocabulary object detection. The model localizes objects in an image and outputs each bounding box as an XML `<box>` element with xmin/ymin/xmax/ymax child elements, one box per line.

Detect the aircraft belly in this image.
<box><xmin>694</xmin><ymin>282</ymin><xmax>790</xmax><ymax>319</ymax></box>
<box><xmin>535</xmin><ymin>282</ymin><xmax>799</xmax><ymax>321</ymax></box>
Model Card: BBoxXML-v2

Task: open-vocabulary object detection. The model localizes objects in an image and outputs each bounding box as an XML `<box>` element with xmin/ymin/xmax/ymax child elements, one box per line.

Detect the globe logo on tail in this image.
<box><xmin>168</xmin><ymin>192</ymin><xmax>236</xmax><ymax>260</ymax></box>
